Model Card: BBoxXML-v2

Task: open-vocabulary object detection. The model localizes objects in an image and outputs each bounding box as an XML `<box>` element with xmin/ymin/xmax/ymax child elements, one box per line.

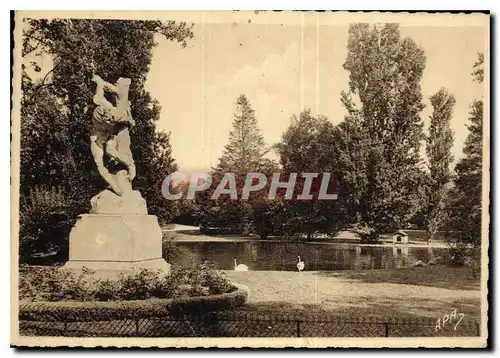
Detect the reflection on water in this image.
<box><xmin>176</xmin><ymin>241</ymin><xmax>446</xmax><ymax>271</ymax></box>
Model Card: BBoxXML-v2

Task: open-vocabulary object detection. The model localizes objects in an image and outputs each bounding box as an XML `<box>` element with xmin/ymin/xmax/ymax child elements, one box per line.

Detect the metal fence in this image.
<box><xmin>19</xmin><ymin>302</ymin><xmax>480</xmax><ymax>338</ymax></box>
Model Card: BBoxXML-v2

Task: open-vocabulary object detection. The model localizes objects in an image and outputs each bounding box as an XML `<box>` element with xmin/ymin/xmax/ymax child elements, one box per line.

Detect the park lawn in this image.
<box><xmin>223</xmin><ymin>266</ymin><xmax>482</xmax><ymax>322</ymax></box>
<box><xmin>334</xmin><ymin>265</ymin><xmax>480</xmax><ymax>291</ymax></box>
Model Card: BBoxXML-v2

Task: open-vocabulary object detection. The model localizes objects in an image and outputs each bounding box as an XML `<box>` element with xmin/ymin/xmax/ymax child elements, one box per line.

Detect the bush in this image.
<box><xmin>19</xmin><ymin>263</ymin><xmax>235</xmax><ymax>302</ymax></box>
<box><xmin>19</xmin><ymin>186</ymin><xmax>75</xmax><ymax>265</ymax></box>
<box><xmin>19</xmin><ymin>266</ymin><xmax>97</xmax><ymax>302</ymax></box>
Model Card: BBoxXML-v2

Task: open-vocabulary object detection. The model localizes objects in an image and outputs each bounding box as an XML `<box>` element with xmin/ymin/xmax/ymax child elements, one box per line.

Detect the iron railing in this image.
<box><xmin>18</xmin><ymin>302</ymin><xmax>480</xmax><ymax>338</ymax></box>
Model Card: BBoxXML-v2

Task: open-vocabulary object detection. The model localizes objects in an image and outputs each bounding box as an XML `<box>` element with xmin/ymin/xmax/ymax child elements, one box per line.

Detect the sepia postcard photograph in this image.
<box><xmin>10</xmin><ymin>10</ymin><xmax>490</xmax><ymax>348</ymax></box>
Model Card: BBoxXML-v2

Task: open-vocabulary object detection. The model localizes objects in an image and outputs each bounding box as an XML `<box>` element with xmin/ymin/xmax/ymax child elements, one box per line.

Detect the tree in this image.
<box><xmin>215</xmin><ymin>94</ymin><xmax>269</xmax><ymax>174</ymax></box>
<box><xmin>199</xmin><ymin>95</ymin><xmax>278</xmax><ymax>235</ymax></box>
<box><xmin>20</xmin><ymin>19</ymin><xmax>193</xmax><ymax>261</ymax></box>
<box><xmin>445</xmin><ymin>53</ymin><xmax>484</xmax><ymax>274</ymax></box>
<box><xmin>130</xmin><ymin>96</ymin><xmax>180</xmax><ymax>224</ymax></box>
<box><xmin>277</xmin><ymin>109</ymin><xmax>334</xmax><ymax>172</ymax></box>
<box><xmin>339</xmin><ymin>23</ymin><xmax>426</xmax><ymax>241</ymax></box>
<box><xmin>425</xmin><ymin>88</ymin><xmax>455</xmax><ymax>242</ymax></box>
<box><xmin>19</xmin><ymin>83</ymin><xmax>77</xmax><ymax>263</ymax></box>
<box><xmin>275</xmin><ymin>109</ymin><xmax>345</xmax><ymax>238</ymax></box>
<box><xmin>472</xmin><ymin>52</ymin><xmax>484</xmax><ymax>83</ymax></box>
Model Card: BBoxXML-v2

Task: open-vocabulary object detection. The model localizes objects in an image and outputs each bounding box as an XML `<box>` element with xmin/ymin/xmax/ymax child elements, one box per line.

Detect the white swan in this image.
<box><xmin>297</xmin><ymin>256</ymin><xmax>305</xmax><ymax>272</ymax></box>
<box><xmin>234</xmin><ymin>258</ymin><xmax>249</xmax><ymax>271</ymax></box>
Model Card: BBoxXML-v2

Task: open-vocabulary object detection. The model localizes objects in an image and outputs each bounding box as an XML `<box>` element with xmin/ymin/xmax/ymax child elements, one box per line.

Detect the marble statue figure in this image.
<box><xmin>90</xmin><ymin>74</ymin><xmax>136</xmax><ymax>196</ymax></box>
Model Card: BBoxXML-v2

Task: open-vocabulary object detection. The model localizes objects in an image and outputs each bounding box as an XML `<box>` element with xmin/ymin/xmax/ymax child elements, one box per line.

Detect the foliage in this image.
<box><xmin>249</xmin><ymin>199</ymin><xmax>282</xmax><ymax>239</ymax></box>
<box><xmin>174</xmin><ymin>181</ymin><xmax>203</xmax><ymax>226</ymax></box>
<box><xmin>424</xmin><ymin>88</ymin><xmax>455</xmax><ymax>241</ymax></box>
<box><xmin>444</xmin><ymin>101</ymin><xmax>483</xmax><ymax>256</ymax></box>
<box><xmin>19</xmin><ymin>263</ymin><xmax>234</xmax><ymax>302</ymax></box>
<box><xmin>444</xmin><ymin>53</ymin><xmax>484</xmax><ymax>276</ymax></box>
<box><xmin>199</xmin><ymin>199</ymin><xmax>251</xmax><ymax>234</ymax></box>
<box><xmin>338</xmin><ymin>23</ymin><xmax>427</xmax><ymax>241</ymax></box>
<box><xmin>276</xmin><ymin>109</ymin><xmax>336</xmax><ymax>173</ymax></box>
<box><xmin>20</xmin><ymin>19</ymin><xmax>193</xmax><ymax>261</ymax></box>
<box><xmin>20</xmin><ymin>266</ymin><xmax>99</xmax><ymax>302</ymax></box>
<box><xmin>274</xmin><ymin>109</ymin><xmax>346</xmax><ymax>238</ymax></box>
<box><xmin>215</xmin><ymin>94</ymin><xmax>269</xmax><ymax>174</ymax></box>
<box><xmin>472</xmin><ymin>52</ymin><xmax>484</xmax><ymax>83</ymax></box>
<box><xmin>198</xmin><ymin>95</ymin><xmax>279</xmax><ymax>236</ymax></box>
<box><xmin>19</xmin><ymin>186</ymin><xmax>74</xmax><ymax>264</ymax></box>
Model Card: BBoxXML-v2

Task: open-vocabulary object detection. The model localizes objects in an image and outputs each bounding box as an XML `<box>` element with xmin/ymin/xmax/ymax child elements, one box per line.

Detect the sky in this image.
<box><xmin>144</xmin><ymin>14</ymin><xmax>488</xmax><ymax>175</ymax></box>
<box><xmin>22</xmin><ymin>13</ymin><xmax>488</xmax><ymax>176</ymax></box>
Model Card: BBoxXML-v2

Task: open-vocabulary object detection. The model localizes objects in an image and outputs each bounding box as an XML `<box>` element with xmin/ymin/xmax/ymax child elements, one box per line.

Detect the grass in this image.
<box><xmin>223</xmin><ymin>265</ymin><xmax>482</xmax><ymax>322</ymax></box>
<box><xmin>320</xmin><ymin>265</ymin><xmax>480</xmax><ymax>291</ymax></box>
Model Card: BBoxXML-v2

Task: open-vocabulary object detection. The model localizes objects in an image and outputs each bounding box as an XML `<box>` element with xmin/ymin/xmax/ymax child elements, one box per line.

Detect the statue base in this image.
<box><xmin>63</xmin><ymin>214</ymin><xmax>170</xmax><ymax>280</ymax></box>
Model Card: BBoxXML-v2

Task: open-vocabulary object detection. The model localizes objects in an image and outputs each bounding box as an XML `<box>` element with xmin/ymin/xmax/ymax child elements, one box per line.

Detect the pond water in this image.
<box><xmin>175</xmin><ymin>241</ymin><xmax>448</xmax><ymax>271</ymax></box>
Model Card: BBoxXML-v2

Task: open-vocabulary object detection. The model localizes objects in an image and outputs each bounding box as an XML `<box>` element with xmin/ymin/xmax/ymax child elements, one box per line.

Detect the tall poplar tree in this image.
<box><xmin>339</xmin><ymin>23</ymin><xmax>426</xmax><ymax>241</ymax></box>
<box><xmin>425</xmin><ymin>88</ymin><xmax>455</xmax><ymax>242</ymax></box>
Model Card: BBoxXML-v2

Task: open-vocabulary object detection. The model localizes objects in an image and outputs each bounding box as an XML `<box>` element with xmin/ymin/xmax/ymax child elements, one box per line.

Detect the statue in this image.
<box><xmin>89</xmin><ymin>75</ymin><xmax>146</xmax><ymax>215</ymax></box>
<box><xmin>64</xmin><ymin>75</ymin><xmax>170</xmax><ymax>279</ymax></box>
<box><xmin>90</xmin><ymin>74</ymin><xmax>136</xmax><ymax>196</ymax></box>
<box><xmin>63</xmin><ymin>74</ymin><xmax>169</xmax><ymax>278</ymax></box>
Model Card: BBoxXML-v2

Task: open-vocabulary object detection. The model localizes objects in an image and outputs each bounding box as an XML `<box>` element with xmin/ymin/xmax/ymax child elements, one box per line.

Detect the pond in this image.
<box><xmin>175</xmin><ymin>241</ymin><xmax>448</xmax><ymax>271</ymax></box>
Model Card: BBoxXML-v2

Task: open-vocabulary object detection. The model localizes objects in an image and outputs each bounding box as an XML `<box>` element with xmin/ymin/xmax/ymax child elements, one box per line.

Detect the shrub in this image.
<box><xmin>116</xmin><ymin>268</ymin><xmax>163</xmax><ymax>300</ymax></box>
<box><xmin>19</xmin><ymin>266</ymin><xmax>98</xmax><ymax>302</ymax></box>
<box><xmin>197</xmin><ymin>261</ymin><xmax>234</xmax><ymax>294</ymax></box>
<box><xmin>19</xmin><ymin>266</ymin><xmax>72</xmax><ymax>301</ymax></box>
<box><xmin>19</xmin><ymin>263</ymin><xmax>235</xmax><ymax>302</ymax></box>
<box><xmin>94</xmin><ymin>279</ymin><xmax>122</xmax><ymax>301</ymax></box>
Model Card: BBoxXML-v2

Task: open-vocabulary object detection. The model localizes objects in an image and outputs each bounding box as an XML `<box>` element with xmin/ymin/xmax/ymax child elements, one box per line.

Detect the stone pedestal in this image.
<box><xmin>63</xmin><ymin>214</ymin><xmax>170</xmax><ymax>279</ymax></box>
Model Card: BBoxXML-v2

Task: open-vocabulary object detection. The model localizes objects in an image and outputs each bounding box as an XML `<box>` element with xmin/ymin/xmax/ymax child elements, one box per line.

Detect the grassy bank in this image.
<box><xmin>324</xmin><ymin>266</ymin><xmax>480</xmax><ymax>291</ymax></box>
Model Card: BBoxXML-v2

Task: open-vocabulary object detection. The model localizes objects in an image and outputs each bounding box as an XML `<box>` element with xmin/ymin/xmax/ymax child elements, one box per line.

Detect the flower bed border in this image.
<box><xmin>19</xmin><ymin>284</ymin><xmax>249</xmax><ymax>322</ymax></box>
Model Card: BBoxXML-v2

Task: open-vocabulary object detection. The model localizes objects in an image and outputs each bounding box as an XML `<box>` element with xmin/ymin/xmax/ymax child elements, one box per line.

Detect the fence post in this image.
<box><xmin>296</xmin><ymin>320</ymin><xmax>301</xmax><ymax>338</ymax></box>
<box><xmin>135</xmin><ymin>318</ymin><xmax>140</xmax><ymax>336</ymax></box>
<box><xmin>384</xmin><ymin>323</ymin><xmax>389</xmax><ymax>337</ymax></box>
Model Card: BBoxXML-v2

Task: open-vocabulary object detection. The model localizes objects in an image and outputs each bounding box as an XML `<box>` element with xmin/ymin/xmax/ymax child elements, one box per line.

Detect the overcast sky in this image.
<box><xmin>144</xmin><ymin>15</ymin><xmax>487</xmax><ymax>175</ymax></box>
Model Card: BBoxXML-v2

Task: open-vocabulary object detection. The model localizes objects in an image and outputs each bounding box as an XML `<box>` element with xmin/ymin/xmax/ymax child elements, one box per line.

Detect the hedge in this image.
<box><xmin>19</xmin><ymin>284</ymin><xmax>249</xmax><ymax>322</ymax></box>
